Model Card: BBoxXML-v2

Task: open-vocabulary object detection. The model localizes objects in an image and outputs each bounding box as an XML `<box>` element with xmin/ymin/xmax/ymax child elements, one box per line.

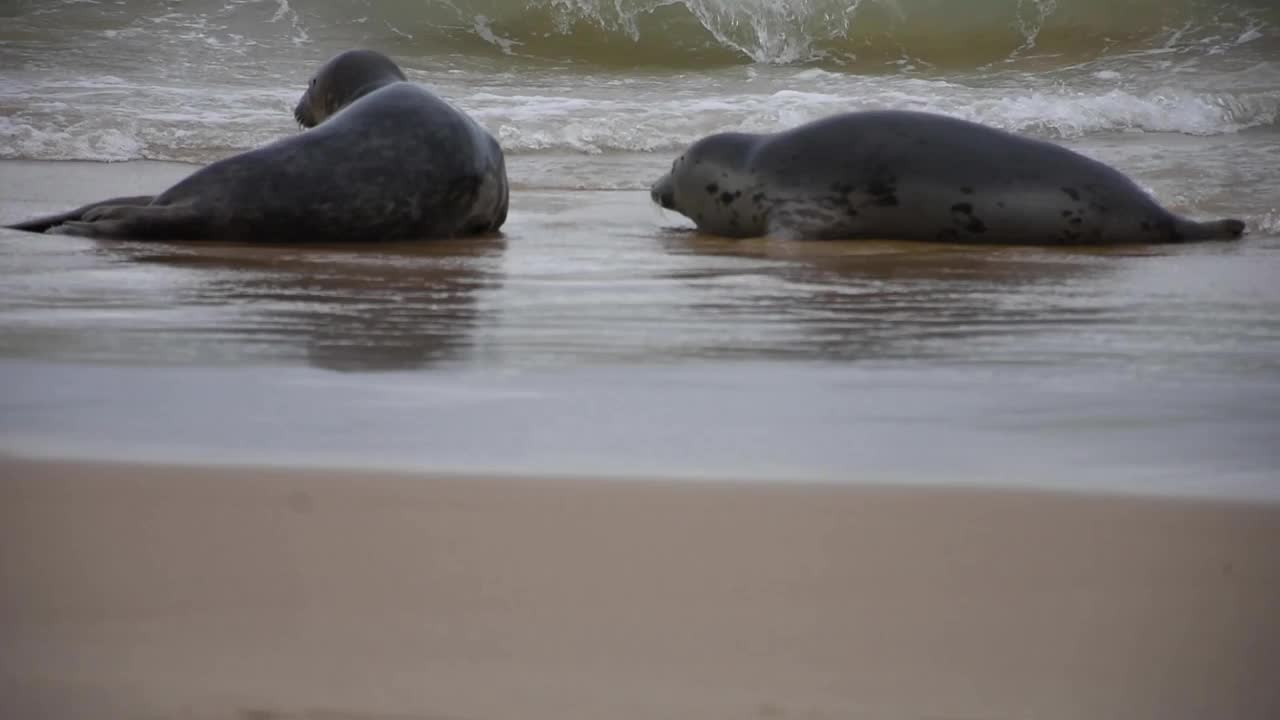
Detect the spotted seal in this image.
<box><xmin>650</xmin><ymin>110</ymin><xmax>1244</xmax><ymax>244</ymax></box>
<box><xmin>6</xmin><ymin>49</ymin><xmax>508</xmax><ymax>242</ymax></box>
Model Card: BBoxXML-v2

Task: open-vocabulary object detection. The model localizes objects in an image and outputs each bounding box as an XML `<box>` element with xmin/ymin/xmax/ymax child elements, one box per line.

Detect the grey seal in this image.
<box><xmin>6</xmin><ymin>49</ymin><xmax>508</xmax><ymax>242</ymax></box>
<box><xmin>650</xmin><ymin>110</ymin><xmax>1244</xmax><ymax>244</ymax></box>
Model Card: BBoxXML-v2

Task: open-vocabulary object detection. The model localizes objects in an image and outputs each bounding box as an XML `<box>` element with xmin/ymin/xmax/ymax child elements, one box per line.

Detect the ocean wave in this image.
<box><xmin>7</xmin><ymin>0</ymin><xmax>1278</xmax><ymax>70</ymax></box>
<box><xmin>2</xmin><ymin>78</ymin><xmax>1276</xmax><ymax>164</ymax></box>
<box><xmin>0</xmin><ymin>117</ymin><xmax>148</xmax><ymax>163</ymax></box>
<box><xmin>2</xmin><ymin>0</ymin><xmax>1276</xmax><ymax>165</ymax></box>
<box><xmin>473</xmin><ymin>87</ymin><xmax>1280</xmax><ymax>155</ymax></box>
<box><xmin>320</xmin><ymin>0</ymin><xmax>1277</xmax><ymax>69</ymax></box>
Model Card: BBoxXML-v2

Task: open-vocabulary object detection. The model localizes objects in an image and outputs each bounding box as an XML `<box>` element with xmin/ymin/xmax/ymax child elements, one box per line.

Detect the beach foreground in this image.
<box><xmin>2</xmin><ymin>456</ymin><xmax>1278</xmax><ymax>720</ymax></box>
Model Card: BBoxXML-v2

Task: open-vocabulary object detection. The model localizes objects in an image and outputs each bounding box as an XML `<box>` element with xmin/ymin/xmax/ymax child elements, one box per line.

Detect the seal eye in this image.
<box><xmin>309</xmin><ymin>78</ymin><xmax>316</xmax><ymax>88</ymax></box>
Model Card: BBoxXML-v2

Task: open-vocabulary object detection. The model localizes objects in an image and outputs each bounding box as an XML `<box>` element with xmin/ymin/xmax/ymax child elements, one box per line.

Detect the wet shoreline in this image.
<box><xmin>1</xmin><ymin>158</ymin><xmax>1278</xmax><ymax>499</ymax></box>
<box><xmin>4</xmin><ymin>357</ymin><xmax>1279</xmax><ymax>500</ymax></box>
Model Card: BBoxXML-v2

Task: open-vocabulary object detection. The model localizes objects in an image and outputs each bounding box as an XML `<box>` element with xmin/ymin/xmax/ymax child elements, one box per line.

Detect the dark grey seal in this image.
<box><xmin>650</xmin><ymin>110</ymin><xmax>1244</xmax><ymax>244</ymax></box>
<box><xmin>6</xmin><ymin>49</ymin><xmax>508</xmax><ymax>242</ymax></box>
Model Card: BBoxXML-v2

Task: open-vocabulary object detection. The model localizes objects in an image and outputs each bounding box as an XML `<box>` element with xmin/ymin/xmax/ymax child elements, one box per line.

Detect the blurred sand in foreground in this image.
<box><xmin>2</xmin><ymin>456</ymin><xmax>1278</xmax><ymax>720</ymax></box>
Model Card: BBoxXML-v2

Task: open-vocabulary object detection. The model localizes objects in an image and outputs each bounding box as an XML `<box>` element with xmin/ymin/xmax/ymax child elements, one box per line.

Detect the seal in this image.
<box><xmin>6</xmin><ymin>49</ymin><xmax>508</xmax><ymax>242</ymax></box>
<box><xmin>650</xmin><ymin>110</ymin><xmax>1245</xmax><ymax>244</ymax></box>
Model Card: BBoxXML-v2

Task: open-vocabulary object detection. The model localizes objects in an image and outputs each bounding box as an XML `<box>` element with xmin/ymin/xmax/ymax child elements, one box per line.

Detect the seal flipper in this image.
<box><xmin>55</xmin><ymin>204</ymin><xmax>208</xmax><ymax>240</ymax></box>
<box><xmin>6</xmin><ymin>195</ymin><xmax>155</xmax><ymax>233</ymax></box>
<box><xmin>1174</xmin><ymin>217</ymin><xmax>1246</xmax><ymax>242</ymax></box>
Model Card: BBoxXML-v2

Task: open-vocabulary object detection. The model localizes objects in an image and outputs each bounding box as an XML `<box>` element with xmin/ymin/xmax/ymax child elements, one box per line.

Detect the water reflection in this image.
<box><xmin>1</xmin><ymin>215</ymin><xmax>1275</xmax><ymax>375</ymax></box>
<box><xmin>655</xmin><ymin>231</ymin><xmax>1123</xmax><ymax>364</ymax></box>
<box><xmin>106</xmin><ymin>237</ymin><xmax>504</xmax><ymax>368</ymax></box>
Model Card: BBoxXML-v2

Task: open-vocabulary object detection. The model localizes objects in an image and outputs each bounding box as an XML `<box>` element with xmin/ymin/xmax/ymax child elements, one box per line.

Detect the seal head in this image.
<box><xmin>293</xmin><ymin>49</ymin><xmax>408</xmax><ymax>128</ymax></box>
<box><xmin>651</xmin><ymin>132</ymin><xmax>767</xmax><ymax>238</ymax></box>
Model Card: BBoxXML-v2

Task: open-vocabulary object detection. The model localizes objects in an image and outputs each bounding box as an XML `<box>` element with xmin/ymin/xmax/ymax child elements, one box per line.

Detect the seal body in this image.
<box><xmin>7</xmin><ymin>49</ymin><xmax>508</xmax><ymax>243</ymax></box>
<box><xmin>650</xmin><ymin>111</ymin><xmax>1244</xmax><ymax>244</ymax></box>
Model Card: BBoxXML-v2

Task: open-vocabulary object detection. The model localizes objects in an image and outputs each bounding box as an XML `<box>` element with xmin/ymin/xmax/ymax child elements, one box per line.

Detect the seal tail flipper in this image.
<box><xmin>5</xmin><ymin>195</ymin><xmax>156</xmax><ymax>234</ymax></box>
<box><xmin>1175</xmin><ymin>217</ymin><xmax>1246</xmax><ymax>242</ymax></box>
<box><xmin>54</xmin><ymin>204</ymin><xmax>205</xmax><ymax>240</ymax></box>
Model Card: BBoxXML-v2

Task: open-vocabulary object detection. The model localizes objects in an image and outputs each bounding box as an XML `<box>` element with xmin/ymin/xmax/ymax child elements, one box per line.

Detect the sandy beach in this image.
<box><xmin>3</xmin><ymin>455</ymin><xmax>1279</xmax><ymax>720</ymax></box>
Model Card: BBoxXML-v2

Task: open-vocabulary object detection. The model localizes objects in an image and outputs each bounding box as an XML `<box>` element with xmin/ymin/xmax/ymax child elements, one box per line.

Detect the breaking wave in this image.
<box><xmin>4</xmin><ymin>0</ymin><xmax>1277</xmax><ymax>69</ymax></box>
<box><xmin>0</xmin><ymin>0</ymin><xmax>1276</xmax><ymax>163</ymax></box>
<box><xmin>300</xmin><ymin>0</ymin><xmax>1276</xmax><ymax>68</ymax></box>
<box><xmin>2</xmin><ymin>68</ymin><xmax>1277</xmax><ymax>162</ymax></box>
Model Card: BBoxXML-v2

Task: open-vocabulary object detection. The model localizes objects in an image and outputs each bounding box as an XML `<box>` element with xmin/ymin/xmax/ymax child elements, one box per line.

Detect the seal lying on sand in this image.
<box><xmin>650</xmin><ymin>110</ymin><xmax>1244</xmax><ymax>244</ymax></box>
<box><xmin>7</xmin><ymin>49</ymin><xmax>508</xmax><ymax>242</ymax></box>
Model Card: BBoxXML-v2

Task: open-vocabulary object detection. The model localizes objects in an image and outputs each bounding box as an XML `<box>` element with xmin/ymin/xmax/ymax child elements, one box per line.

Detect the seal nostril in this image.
<box><xmin>660</xmin><ymin>191</ymin><xmax>674</xmax><ymax>208</ymax></box>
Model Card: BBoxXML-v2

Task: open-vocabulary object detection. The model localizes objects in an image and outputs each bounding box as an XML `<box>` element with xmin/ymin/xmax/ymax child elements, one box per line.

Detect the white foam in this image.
<box><xmin>0</xmin><ymin>117</ymin><xmax>145</xmax><ymax>162</ymax></box>
<box><xmin>460</xmin><ymin>76</ymin><xmax>1280</xmax><ymax>155</ymax></box>
<box><xmin>6</xmin><ymin>74</ymin><xmax>1270</xmax><ymax>164</ymax></box>
<box><xmin>268</xmin><ymin>0</ymin><xmax>311</xmax><ymax>45</ymax></box>
<box><xmin>1237</xmin><ymin>28</ymin><xmax>1263</xmax><ymax>44</ymax></box>
<box><xmin>472</xmin><ymin>15</ymin><xmax>522</xmax><ymax>55</ymax></box>
<box><xmin>1254</xmin><ymin>211</ymin><xmax>1280</xmax><ymax>235</ymax></box>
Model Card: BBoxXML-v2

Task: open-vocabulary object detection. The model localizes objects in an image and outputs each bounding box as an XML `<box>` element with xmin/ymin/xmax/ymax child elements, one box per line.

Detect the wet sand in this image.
<box><xmin>2</xmin><ymin>158</ymin><xmax>1278</xmax><ymax>496</ymax></box>
<box><xmin>3</xmin><ymin>455</ymin><xmax>1280</xmax><ymax>720</ymax></box>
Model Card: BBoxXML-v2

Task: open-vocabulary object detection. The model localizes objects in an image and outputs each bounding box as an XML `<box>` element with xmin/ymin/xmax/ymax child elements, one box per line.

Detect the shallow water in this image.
<box><xmin>1</xmin><ymin>1</ymin><xmax>1279</xmax><ymax>496</ymax></box>
<box><xmin>2</xmin><ymin>160</ymin><xmax>1279</xmax><ymax>498</ymax></box>
<box><xmin>3</xmin><ymin>159</ymin><xmax>1278</xmax><ymax>373</ymax></box>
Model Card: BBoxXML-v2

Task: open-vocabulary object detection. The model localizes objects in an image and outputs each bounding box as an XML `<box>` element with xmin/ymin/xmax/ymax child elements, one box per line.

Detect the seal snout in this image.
<box><xmin>293</xmin><ymin>96</ymin><xmax>314</xmax><ymax>129</ymax></box>
<box><xmin>651</xmin><ymin>174</ymin><xmax>675</xmax><ymax>209</ymax></box>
